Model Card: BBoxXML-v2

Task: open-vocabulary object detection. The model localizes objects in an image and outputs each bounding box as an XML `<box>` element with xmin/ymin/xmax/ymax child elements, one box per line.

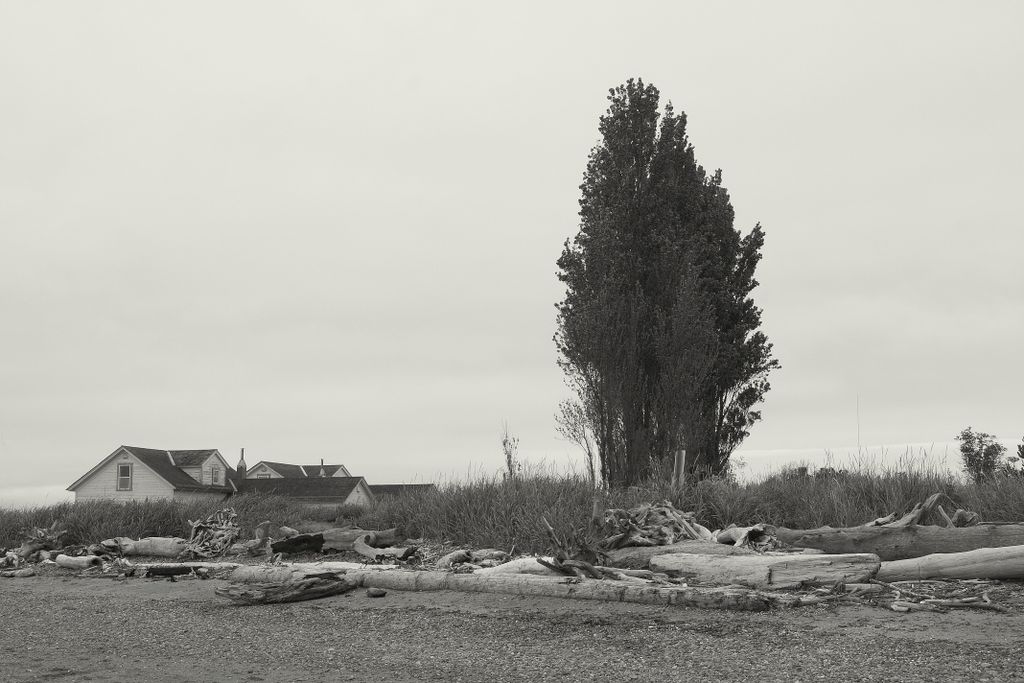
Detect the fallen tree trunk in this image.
<box><xmin>103</xmin><ymin>537</ymin><xmax>189</xmax><ymax>558</ymax></box>
<box><xmin>322</xmin><ymin>527</ymin><xmax>399</xmax><ymax>552</ymax></box>
<box><xmin>649</xmin><ymin>552</ymin><xmax>880</xmax><ymax>589</ymax></box>
<box><xmin>228</xmin><ymin>562</ymin><xmax>399</xmax><ymax>584</ymax></box>
<box><xmin>55</xmin><ymin>554</ymin><xmax>103</xmax><ymax>569</ymax></box>
<box><xmin>343</xmin><ymin>570</ymin><xmax>804</xmax><ymax>611</ymax></box>
<box><xmin>352</xmin><ymin>534</ymin><xmax>417</xmax><ymax>562</ymax></box>
<box><xmin>216</xmin><ymin>574</ymin><xmax>356</xmax><ymax>604</ymax></box>
<box><xmin>876</xmin><ymin>544</ymin><xmax>1024</xmax><ymax>581</ymax></box>
<box><xmin>604</xmin><ymin>541</ymin><xmax>757</xmax><ymax>569</ymax></box>
<box><xmin>0</xmin><ymin>568</ymin><xmax>36</xmax><ymax>578</ymax></box>
<box><xmin>775</xmin><ymin>523</ymin><xmax>1024</xmax><ymax>561</ymax></box>
<box><xmin>224</xmin><ymin>565</ymin><xmax>806</xmax><ymax>610</ymax></box>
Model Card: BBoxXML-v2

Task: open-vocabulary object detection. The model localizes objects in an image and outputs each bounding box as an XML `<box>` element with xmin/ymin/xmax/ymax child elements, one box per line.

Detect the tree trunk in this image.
<box><xmin>344</xmin><ymin>570</ymin><xmax>803</xmax><ymax>611</ymax></box>
<box><xmin>775</xmin><ymin>523</ymin><xmax>1024</xmax><ymax>561</ymax></box>
<box><xmin>604</xmin><ymin>541</ymin><xmax>757</xmax><ymax>569</ymax></box>
<box><xmin>876</xmin><ymin>544</ymin><xmax>1024</xmax><ymax>582</ymax></box>
<box><xmin>649</xmin><ymin>552</ymin><xmax>880</xmax><ymax>589</ymax></box>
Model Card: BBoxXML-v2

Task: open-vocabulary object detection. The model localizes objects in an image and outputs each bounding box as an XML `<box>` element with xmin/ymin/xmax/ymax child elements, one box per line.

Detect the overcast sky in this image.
<box><xmin>2</xmin><ymin>2</ymin><xmax>1022</xmax><ymax>504</ymax></box>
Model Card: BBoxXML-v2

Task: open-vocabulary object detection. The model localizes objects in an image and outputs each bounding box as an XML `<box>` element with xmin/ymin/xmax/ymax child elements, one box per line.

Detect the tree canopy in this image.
<box><xmin>556</xmin><ymin>78</ymin><xmax>778</xmax><ymax>486</ymax></box>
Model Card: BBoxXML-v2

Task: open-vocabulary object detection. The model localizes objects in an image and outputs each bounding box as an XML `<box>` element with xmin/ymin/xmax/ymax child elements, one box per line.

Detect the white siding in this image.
<box><xmin>345</xmin><ymin>483</ymin><xmax>372</xmax><ymax>506</ymax></box>
<box><xmin>74</xmin><ymin>451</ymin><xmax>174</xmax><ymax>502</ymax></box>
<box><xmin>331</xmin><ymin>465</ymin><xmax>352</xmax><ymax>478</ymax></box>
<box><xmin>172</xmin><ymin>490</ymin><xmax>229</xmax><ymax>504</ymax></box>
<box><xmin>199</xmin><ymin>453</ymin><xmax>230</xmax><ymax>486</ymax></box>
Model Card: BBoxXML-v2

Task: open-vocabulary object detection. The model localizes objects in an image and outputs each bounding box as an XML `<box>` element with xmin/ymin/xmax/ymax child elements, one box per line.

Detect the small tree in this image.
<box><xmin>501</xmin><ymin>422</ymin><xmax>521</xmax><ymax>482</ymax></box>
<box><xmin>956</xmin><ymin>427</ymin><xmax>1006</xmax><ymax>482</ymax></box>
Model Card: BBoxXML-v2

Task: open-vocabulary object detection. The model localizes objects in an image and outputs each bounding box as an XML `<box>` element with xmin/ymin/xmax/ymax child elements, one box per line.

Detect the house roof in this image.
<box><xmin>122</xmin><ymin>447</ymin><xmax>232</xmax><ymax>492</ymax></box>
<box><xmin>67</xmin><ymin>446</ymin><xmax>232</xmax><ymax>492</ymax></box>
<box><xmin>169</xmin><ymin>450</ymin><xmax>219</xmax><ymax>467</ymax></box>
<box><xmin>254</xmin><ymin>461</ymin><xmax>307</xmax><ymax>478</ymax></box>
<box><xmin>238</xmin><ymin>476</ymin><xmax>367</xmax><ymax>500</ymax></box>
<box><xmin>299</xmin><ymin>464</ymin><xmax>345</xmax><ymax>477</ymax></box>
<box><xmin>369</xmin><ymin>484</ymin><xmax>436</xmax><ymax>497</ymax></box>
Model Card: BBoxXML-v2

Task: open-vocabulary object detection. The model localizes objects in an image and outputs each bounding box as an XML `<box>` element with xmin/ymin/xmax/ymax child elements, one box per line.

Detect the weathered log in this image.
<box><xmin>55</xmin><ymin>554</ymin><xmax>103</xmax><ymax>569</ymax></box>
<box><xmin>604</xmin><ymin>541</ymin><xmax>757</xmax><ymax>569</ymax></box>
<box><xmin>344</xmin><ymin>570</ymin><xmax>805</xmax><ymax>611</ymax></box>
<box><xmin>474</xmin><ymin>557</ymin><xmax>560</xmax><ymax>576</ymax></box>
<box><xmin>649</xmin><ymin>552</ymin><xmax>880</xmax><ymax>589</ymax></box>
<box><xmin>227</xmin><ymin>562</ymin><xmax>397</xmax><ymax>584</ymax></box>
<box><xmin>352</xmin><ymin>534</ymin><xmax>416</xmax><ymax>562</ymax></box>
<box><xmin>103</xmin><ymin>537</ymin><xmax>189</xmax><ymax>558</ymax></box>
<box><xmin>775</xmin><ymin>523</ymin><xmax>1024</xmax><ymax>561</ymax></box>
<box><xmin>322</xmin><ymin>527</ymin><xmax>399</xmax><ymax>552</ymax></box>
<box><xmin>876</xmin><ymin>544</ymin><xmax>1024</xmax><ymax>581</ymax></box>
<box><xmin>270</xmin><ymin>533</ymin><xmax>325</xmax><ymax>554</ymax></box>
<box><xmin>216</xmin><ymin>573</ymin><xmax>356</xmax><ymax>604</ymax></box>
<box><xmin>0</xmin><ymin>568</ymin><xmax>36</xmax><ymax>578</ymax></box>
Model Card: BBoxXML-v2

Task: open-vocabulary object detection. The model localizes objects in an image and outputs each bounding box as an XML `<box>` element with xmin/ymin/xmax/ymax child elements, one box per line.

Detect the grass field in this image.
<box><xmin>3</xmin><ymin>462</ymin><xmax>1023</xmax><ymax>554</ymax></box>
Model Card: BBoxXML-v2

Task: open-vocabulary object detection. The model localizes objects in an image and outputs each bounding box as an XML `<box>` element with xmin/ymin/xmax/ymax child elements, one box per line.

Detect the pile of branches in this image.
<box><xmin>184</xmin><ymin>509</ymin><xmax>240</xmax><ymax>558</ymax></box>
<box><xmin>811</xmin><ymin>578</ymin><xmax>1010</xmax><ymax>613</ymax></box>
<box><xmin>598</xmin><ymin>501</ymin><xmax>712</xmax><ymax>550</ymax></box>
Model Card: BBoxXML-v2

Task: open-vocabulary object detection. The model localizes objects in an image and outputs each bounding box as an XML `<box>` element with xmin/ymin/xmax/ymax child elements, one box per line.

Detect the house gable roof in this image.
<box><xmin>238</xmin><ymin>476</ymin><xmax>367</xmax><ymax>500</ymax></box>
<box><xmin>67</xmin><ymin>446</ymin><xmax>232</xmax><ymax>492</ymax></box>
<box><xmin>169</xmin><ymin>450</ymin><xmax>220</xmax><ymax>467</ymax></box>
<box><xmin>299</xmin><ymin>464</ymin><xmax>345</xmax><ymax>477</ymax></box>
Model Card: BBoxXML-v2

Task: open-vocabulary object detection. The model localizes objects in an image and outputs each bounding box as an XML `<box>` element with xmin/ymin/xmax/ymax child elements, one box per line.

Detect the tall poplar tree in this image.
<box><xmin>556</xmin><ymin>79</ymin><xmax>778</xmax><ymax>486</ymax></box>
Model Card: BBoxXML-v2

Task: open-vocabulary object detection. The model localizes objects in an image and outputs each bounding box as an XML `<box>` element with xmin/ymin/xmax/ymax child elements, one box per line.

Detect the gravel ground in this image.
<box><xmin>2</xmin><ymin>575</ymin><xmax>1023</xmax><ymax>682</ymax></box>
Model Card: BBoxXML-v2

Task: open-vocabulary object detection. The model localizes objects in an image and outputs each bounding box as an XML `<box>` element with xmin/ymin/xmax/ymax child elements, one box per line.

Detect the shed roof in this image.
<box><xmin>239</xmin><ymin>476</ymin><xmax>366</xmax><ymax>500</ymax></box>
<box><xmin>369</xmin><ymin>484</ymin><xmax>436</xmax><ymax>497</ymax></box>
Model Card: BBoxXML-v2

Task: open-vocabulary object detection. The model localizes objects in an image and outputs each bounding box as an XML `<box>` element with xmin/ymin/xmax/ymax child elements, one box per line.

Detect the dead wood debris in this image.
<box><xmin>805</xmin><ymin>578</ymin><xmax>1012</xmax><ymax>613</ymax></box>
<box><xmin>184</xmin><ymin>508</ymin><xmax>241</xmax><ymax>558</ymax></box>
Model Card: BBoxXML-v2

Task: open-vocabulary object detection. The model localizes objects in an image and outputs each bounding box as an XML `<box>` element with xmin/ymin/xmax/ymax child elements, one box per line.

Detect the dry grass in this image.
<box><xmin>3</xmin><ymin>461</ymin><xmax>1022</xmax><ymax>554</ymax></box>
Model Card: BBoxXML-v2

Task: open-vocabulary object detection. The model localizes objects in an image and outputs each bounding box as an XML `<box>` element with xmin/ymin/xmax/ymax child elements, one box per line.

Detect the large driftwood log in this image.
<box><xmin>344</xmin><ymin>570</ymin><xmax>804</xmax><ymax>611</ymax></box>
<box><xmin>228</xmin><ymin>562</ymin><xmax>399</xmax><ymax>584</ymax></box>
<box><xmin>876</xmin><ymin>544</ymin><xmax>1024</xmax><ymax>581</ymax></box>
<box><xmin>216</xmin><ymin>573</ymin><xmax>356</xmax><ymax>604</ymax></box>
<box><xmin>775</xmin><ymin>523</ymin><xmax>1024</xmax><ymax>561</ymax></box>
<box><xmin>0</xmin><ymin>568</ymin><xmax>36</xmax><ymax>578</ymax></box>
<box><xmin>269</xmin><ymin>533</ymin><xmax>325</xmax><ymax>554</ymax></box>
<box><xmin>225</xmin><ymin>566</ymin><xmax>806</xmax><ymax>610</ymax></box>
<box><xmin>103</xmin><ymin>537</ymin><xmax>189</xmax><ymax>558</ymax></box>
<box><xmin>649</xmin><ymin>552</ymin><xmax>880</xmax><ymax>589</ymax></box>
<box><xmin>604</xmin><ymin>541</ymin><xmax>758</xmax><ymax>569</ymax></box>
<box><xmin>322</xmin><ymin>527</ymin><xmax>399</xmax><ymax>552</ymax></box>
<box><xmin>352</xmin><ymin>534</ymin><xmax>417</xmax><ymax>562</ymax></box>
<box><xmin>55</xmin><ymin>554</ymin><xmax>103</xmax><ymax>569</ymax></box>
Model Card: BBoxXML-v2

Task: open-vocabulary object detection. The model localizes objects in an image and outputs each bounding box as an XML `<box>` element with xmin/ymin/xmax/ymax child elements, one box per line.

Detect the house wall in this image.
<box><xmin>73</xmin><ymin>451</ymin><xmax>175</xmax><ymax>501</ymax></box>
<box><xmin>172</xmin><ymin>490</ymin><xmax>229</xmax><ymax>504</ymax></box>
<box><xmin>200</xmin><ymin>453</ymin><xmax>229</xmax><ymax>486</ymax></box>
<box><xmin>345</xmin><ymin>483</ymin><xmax>372</xmax><ymax>506</ymax></box>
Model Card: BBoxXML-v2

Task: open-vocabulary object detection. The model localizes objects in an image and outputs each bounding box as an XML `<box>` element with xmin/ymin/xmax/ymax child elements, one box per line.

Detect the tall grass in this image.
<box><xmin>3</xmin><ymin>462</ymin><xmax>1023</xmax><ymax>554</ymax></box>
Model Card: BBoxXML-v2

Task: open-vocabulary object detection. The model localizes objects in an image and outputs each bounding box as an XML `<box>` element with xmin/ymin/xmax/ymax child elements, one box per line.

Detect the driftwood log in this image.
<box><xmin>649</xmin><ymin>552</ymin><xmax>881</xmax><ymax>589</ymax></box>
<box><xmin>0</xmin><ymin>568</ymin><xmax>36</xmax><ymax>578</ymax></box>
<box><xmin>216</xmin><ymin>573</ymin><xmax>356</xmax><ymax>604</ymax></box>
<box><xmin>55</xmin><ymin>554</ymin><xmax>103</xmax><ymax>569</ymax></box>
<box><xmin>352</xmin><ymin>534</ymin><xmax>417</xmax><ymax>562</ymax></box>
<box><xmin>876</xmin><ymin>544</ymin><xmax>1024</xmax><ymax>581</ymax></box>
<box><xmin>102</xmin><ymin>537</ymin><xmax>189</xmax><ymax>558</ymax></box>
<box><xmin>604</xmin><ymin>541</ymin><xmax>758</xmax><ymax>569</ymax></box>
<box><xmin>775</xmin><ymin>523</ymin><xmax>1024</xmax><ymax>561</ymax></box>
<box><xmin>269</xmin><ymin>528</ymin><xmax>401</xmax><ymax>555</ymax></box>
<box><xmin>345</xmin><ymin>570</ymin><xmax>805</xmax><ymax>611</ymax></box>
<box><xmin>224</xmin><ymin>566</ymin><xmax>807</xmax><ymax>610</ymax></box>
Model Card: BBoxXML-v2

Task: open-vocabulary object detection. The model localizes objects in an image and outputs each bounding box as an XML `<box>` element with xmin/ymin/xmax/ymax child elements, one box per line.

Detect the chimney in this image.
<box><xmin>237</xmin><ymin>447</ymin><xmax>247</xmax><ymax>477</ymax></box>
<box><xmin>319</xmin><ymin>457</ymin><xmax>326</xmax><ymax>478</ymax></box>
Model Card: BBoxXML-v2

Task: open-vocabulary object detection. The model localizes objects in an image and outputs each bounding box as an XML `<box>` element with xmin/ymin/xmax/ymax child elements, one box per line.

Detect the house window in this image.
<box><xmin>212</xmin><ymin>466</ymin><xmax>221</xmax><ymax>484</ymax></box>
<box><xmin>116</xmin><ymin>463</ymin><xmax>132</xmax><ymax>491</ymax></box>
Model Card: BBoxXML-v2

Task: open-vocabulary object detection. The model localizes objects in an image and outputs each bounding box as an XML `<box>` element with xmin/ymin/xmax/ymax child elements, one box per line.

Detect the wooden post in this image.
<box><xmin>671</xmin><ymin>449</ymin><xmax>686</xmax><ymax>487</ymax></box>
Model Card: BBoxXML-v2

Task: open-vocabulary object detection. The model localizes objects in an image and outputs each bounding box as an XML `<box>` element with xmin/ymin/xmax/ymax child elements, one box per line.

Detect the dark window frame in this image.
<box><xmin>116</xmin><ymin>463</ymin><xmax>133</xmax><ymax>491</ymax></box>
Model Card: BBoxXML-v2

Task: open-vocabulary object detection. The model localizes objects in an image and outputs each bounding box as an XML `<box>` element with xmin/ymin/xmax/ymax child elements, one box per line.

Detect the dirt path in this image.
<box><xmin>2</xmin><ymin>576</ymin><xmax>1023</xmax><ymax>682</ymax></box>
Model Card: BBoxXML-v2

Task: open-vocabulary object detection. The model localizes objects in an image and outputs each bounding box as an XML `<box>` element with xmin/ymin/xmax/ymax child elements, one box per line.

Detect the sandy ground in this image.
<box><xmin>2</xmin><ymin>575</ymin><xmax>1024</xmax><ymax>682</ymax></box>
